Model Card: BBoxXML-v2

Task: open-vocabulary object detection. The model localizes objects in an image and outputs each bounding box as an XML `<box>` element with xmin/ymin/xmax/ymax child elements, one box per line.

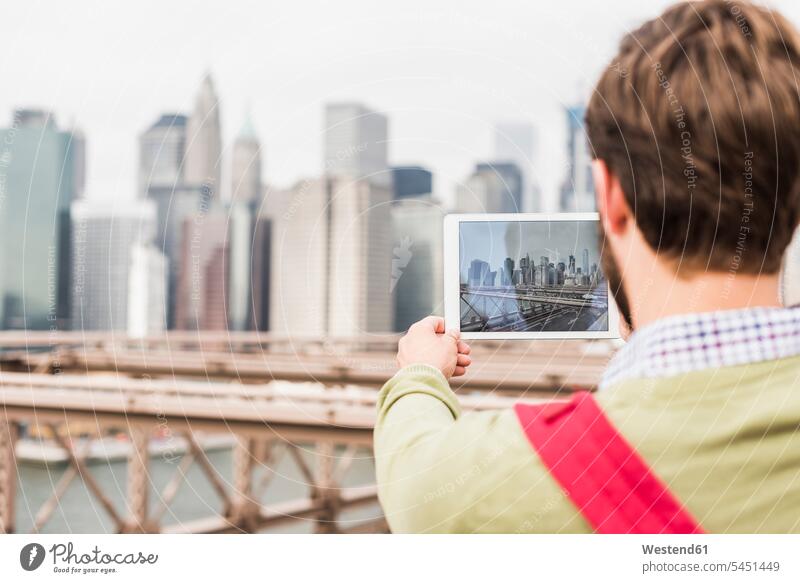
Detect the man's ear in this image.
<box><xmin>592</xmin><ymin>159</ymin><xmax>629</xmax><ymax>236</ymax></box>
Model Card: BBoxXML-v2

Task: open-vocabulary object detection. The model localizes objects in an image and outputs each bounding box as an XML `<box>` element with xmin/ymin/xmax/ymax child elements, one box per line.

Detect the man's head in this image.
<box><xmin>586</xmin><ymin>0</ymin><xmax>800</xmax><ymax>328</ymax></box>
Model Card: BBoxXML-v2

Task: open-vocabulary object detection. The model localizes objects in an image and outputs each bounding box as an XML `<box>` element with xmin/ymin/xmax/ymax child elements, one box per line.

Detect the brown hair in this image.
<box><xmin>586</xmin><ymin>0</ymin><xmax>800</xmax><ymax>274</ymax></box>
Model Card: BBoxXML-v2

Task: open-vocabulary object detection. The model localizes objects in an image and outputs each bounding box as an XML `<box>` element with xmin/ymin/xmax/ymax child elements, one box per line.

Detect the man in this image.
<box><xmin>374</xmin><ymin>0</ymin><xmax>800</xmax><ymax>533</ymax></box>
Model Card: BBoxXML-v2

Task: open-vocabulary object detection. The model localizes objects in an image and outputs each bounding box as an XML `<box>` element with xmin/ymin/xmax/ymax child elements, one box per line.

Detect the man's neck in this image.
<box><xmin>629</xmin><ymin>270</ymin><xmax>782</xmax><ymax>331</ymax></box>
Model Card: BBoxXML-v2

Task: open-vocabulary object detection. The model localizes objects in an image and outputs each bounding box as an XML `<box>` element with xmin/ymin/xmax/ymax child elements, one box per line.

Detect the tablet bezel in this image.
<box><xmin>443</xmin><ymin>212</ymin><xmax>621</xmax><ymax>340</ymax></box>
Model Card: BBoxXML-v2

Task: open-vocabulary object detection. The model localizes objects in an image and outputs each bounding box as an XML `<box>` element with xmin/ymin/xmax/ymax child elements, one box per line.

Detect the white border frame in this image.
<box><xmin>443</xmin><ymin>213</ymin><xmax>620</xmax><ymax>340</ymax></box>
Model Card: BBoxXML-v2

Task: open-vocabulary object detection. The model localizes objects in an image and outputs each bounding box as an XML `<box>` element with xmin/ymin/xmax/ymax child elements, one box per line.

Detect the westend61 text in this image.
<box><xmin>642</xmin><ymin>544</ymin><xmax>708</xmax><ymax>555</ymax></box>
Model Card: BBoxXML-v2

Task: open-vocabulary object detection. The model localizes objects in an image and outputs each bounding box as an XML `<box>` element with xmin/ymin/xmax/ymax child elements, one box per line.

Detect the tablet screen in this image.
<box><xmin>458</xmin><ymin>219</ymin><xmax>609</xmax><ymax>333</ymax></box>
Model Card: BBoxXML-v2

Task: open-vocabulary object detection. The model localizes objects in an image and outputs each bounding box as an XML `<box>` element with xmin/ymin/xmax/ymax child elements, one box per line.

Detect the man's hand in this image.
<box><xmin>397</xmin><ymin>316</ymin><xmax>472</xmax><ymax>379</ymax></box>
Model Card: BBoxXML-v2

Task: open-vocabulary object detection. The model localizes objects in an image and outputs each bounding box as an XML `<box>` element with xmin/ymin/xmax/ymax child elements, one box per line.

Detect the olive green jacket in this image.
<box><xmin>374</xmin><ymin>358</ymin><xmax>800</xmax><ymax>533</ymax></box>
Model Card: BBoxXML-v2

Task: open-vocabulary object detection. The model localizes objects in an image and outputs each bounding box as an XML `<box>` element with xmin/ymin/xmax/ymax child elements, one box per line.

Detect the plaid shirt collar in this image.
<box><xmin>600</xmin><ymin>305</ymin><xmax>800</xmax><ymax>390</ymax></box>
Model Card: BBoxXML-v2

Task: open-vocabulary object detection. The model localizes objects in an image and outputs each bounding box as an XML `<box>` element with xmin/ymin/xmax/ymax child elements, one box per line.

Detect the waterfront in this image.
<box><xmin>15</xmin><ymin>443</ymin><xmax>379</xmax><ymax>534</ymax></box>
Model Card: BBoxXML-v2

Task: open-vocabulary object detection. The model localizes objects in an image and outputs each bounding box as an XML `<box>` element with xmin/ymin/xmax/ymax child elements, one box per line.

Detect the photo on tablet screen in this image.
<box><xmin>458</xmin><ymin>219</ymin><xmax>608</xmax><ymax>333</ymax></box>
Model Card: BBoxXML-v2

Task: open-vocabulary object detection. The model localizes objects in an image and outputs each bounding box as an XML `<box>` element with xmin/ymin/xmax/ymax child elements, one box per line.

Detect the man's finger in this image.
<box><xmin>457</xmin><ymin>354</ymin><xmax>471</xmax><ymax>367</ymax></box>
<box><xmin>446</xmin><ymin>328</ymin><xmax>461</xmax><ymax>341</ymax></box>
<box><xmin>457</xmin><ymin>340</ymin><xmax>471</xmax><ymax>355</ymax></box>
<box><xmin>415</xmin><ymin>315</ymin><xmax>445</xmax><ymax>333</ymax></box>
<box><xmin>452</xmin><ymin>365</ymin><xmax>467</xmax><ymax>377</ymax></box>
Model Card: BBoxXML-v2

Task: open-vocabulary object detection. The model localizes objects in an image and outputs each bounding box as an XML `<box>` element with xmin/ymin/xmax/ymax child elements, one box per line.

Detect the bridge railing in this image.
<box><xmin>0</xmin><ymin>333</ymin><xmax>614</xmax><ymax>533</ymax></box>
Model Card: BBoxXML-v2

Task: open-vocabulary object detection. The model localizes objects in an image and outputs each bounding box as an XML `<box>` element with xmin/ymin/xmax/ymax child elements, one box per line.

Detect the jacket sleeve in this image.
<box><xmin>373</xmin><ymin>364</ymin><xmax>591</xmax><ymax>533</ymax></box>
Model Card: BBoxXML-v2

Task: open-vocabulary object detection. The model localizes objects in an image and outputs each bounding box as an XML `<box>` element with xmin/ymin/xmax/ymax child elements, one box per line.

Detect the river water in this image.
<box><xmin>15</xmin><ymin>445</ymin><xmax>379</xmax><ymax>533</ymax></box>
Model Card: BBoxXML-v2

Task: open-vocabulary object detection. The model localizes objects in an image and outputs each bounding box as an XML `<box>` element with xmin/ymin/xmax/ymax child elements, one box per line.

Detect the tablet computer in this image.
<box><xmin>443</xmin><ymin>213</ymin><xmax>620</xmax><ymax>339</ymax></box>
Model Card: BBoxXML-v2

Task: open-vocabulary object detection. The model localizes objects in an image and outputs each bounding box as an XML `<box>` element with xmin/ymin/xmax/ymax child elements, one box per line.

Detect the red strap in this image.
<box><xmin>514</xmin><ymin>392</ymin><xmax>704</xmax><ymax>534</ymax></box>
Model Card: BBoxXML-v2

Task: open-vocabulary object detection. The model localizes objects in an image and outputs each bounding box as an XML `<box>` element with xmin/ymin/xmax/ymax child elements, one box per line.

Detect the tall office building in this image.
<box><xmin>148</xmin><ymin>183</ymin><xmax>210</xmax><ymax>328</ymax></box>
<box><xmin>226</xmin><ymin>114</ymin><xmax>261</xmax><ymax>331</ymax></box>
<box><xmin>559</xmin><ymin>105</ymin><xmax>595</xmax><ymax>212</ymax></box>
<box><xmin>69</xmin><ymin>127</ymin><xmax>87</xmax><ymax>200</ymax></box>
<box><xmin>269</xmin><ymin>176</ymin><xmax>394</xmax><ymax>337</ymax></box>
<box><xmin>391</xmin><ymin>165</ymin><xmax>433</xmax><ymax>200</ymax></box>
<box><xmin>138</xmin><ymin>113</ymin><xmax>187</xmax><ymax>197</ymax></box>
<box><xmin>227</xmin><ymin>201</ymin><xmax>252</xmax><ymax>331</ymax></box>
<box><xmin>468</xmin><ymin>260</ymin><xmax>490</xmax><ymax>287</ymax></box>
<box><xmin>520</xmin><ymin>254</ymin><xmax>533</xmax><ymax>284</ymax></box>
<box><xmin>324</xmin><ymin>102</ymin><xmax>393</xmax><ymax>335</ymax></box>
<box><xmin>269</xmin><ymin>103</ymin><xmax>394</xmax><ymax>337</ymax></box>
<box><xmin>204</xmin><ymin>246</ymin><xmax>228</xmax><ymax>330</ymax></box>
<box><xmin>174</xmin><ymin>209</ymin><xmax>228</xmax><ymax>330</ymax></box>
<box><xmin>184</xmin><ymin>74</ymin><xmax>223</xmax><ymax>196</ymax></box>
<box><xmin>70</xmin><ymin>199</ymin><xmax>159</xmax><ymax>332</ymax></box>
<box><xmin>250</xmin><ymin>215</ymin><xmax>272</xmax><ymax>331</ymax></box>
<box><xmin>539</xmin><ymin>256</ymin><xmax>550</xmax><ymax>287</ymax></box>
<box><xmin>127</xmin><ymin>243</ymin><xmax>168</xmax><ymax>338</ymax></box>
<box><xmin>230</xmin><ymin>112</ymin><xmax>262</xmax><ymax>205</ymax></box>
<box><xmin>504</xmin><ymin>258</ymin><xmax>515</xmax><ymax>286</ymax></box>
<box><xmin>391</xmin><ymin>198</ymin><xmax>444</xmax><ymax>332</ymax></box>
<box><xmin>139</xmin><ymin>111</ymin><xmax>216</xmax><ymax>328</ymax></box>
<box><xmin>0</xmin><ymin>109</ymin><xmax>83</xmax><ymax>329</ymax></box>
<box><xmin>327</xmin><ymin>176</ymin><xmax>393</xmax><ymax>336</ymax></box>
<box><xmin>455</xmin><ymin>162</ymin><xmax>523</xmax><ymax>213</ymax></box>
<box><xmin>268</xmin><ymin>179</ymin><xmax>329</xmax><ymax>336</ymax></box>
<box><xmin>324</xmin><ymin>103</ymin><xmax>390</xmax><ymax>186</ymax></box>
<box><xmin>494</xmin><ymin>121</ymin><xmax>540</xmax><ymax>212</ymax></box>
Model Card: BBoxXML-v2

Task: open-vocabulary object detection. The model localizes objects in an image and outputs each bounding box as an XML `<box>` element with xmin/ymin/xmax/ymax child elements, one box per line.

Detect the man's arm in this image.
<box><xmin>374</xmin><ymin>318</ymin><xmax>590</xmax><ymax>533</ymax></box>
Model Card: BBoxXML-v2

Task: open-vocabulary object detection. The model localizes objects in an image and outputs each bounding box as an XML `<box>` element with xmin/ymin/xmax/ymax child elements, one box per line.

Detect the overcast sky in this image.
<box><xmin>459</xmin><ymin>219</ymin><xmax>600</xmax><ymax>280</ymax></box>
<box><xmin>2</xmin><ymin>0</ymin><xmax>798</xmax><ymax>209</ymax></box>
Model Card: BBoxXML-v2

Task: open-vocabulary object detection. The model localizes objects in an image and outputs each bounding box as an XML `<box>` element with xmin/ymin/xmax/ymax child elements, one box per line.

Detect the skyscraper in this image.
<box><xmin>258</xmin><ymin>102</ymin><xmax>396</xmax><ymax>336</ymax></box>
<box><xmin>327</xmin><ymin>176</ymin><xmax>393</xmax><ymax>336</ymax></box>
<box><xmin>138</xmin><ymin>113</ymin><xmax>187</xmax><ymax>197</ymax></box>
<box><xmin>0</xmin><ymin>109</ymin><xmax>82</xmax><ymax>329</ymax></box>
<box><xmin>250</xmin><ymin>215</ymin><xmax>272</xmax><ymax>332</ymax></box>
<box><xmin>391</xmin><ymin>198</ymin><xmax>444</xmax><ymax>332</ymax></box>
<box><xmin>228</xmin><ymin>113</ymin><xmax>262</xmax><ymax>331</ymax></box>
<box><xmin>455</xmin><ymin>162</ymin><xmax>523</xmax><ymax>213</ymax></box>
<box><xmin>391</xmin><ymin>165</ymin><xmax>433</xmax><ymax>199</ymax></box>
<box><xmin>268</xmin><ymin>179</ymin><xmax>329</xmax><ymax>337</ymax></box>
<box><xmin>230</xmin><ymin>111</ymin><xmax>262</xmax><ymax>205</ymax></box>
<box><xmin>520</xmin><ymin>253</ymin><xmax>533</xmax><ymax>284</ymax></box>
<box><xmin>559</xmin><ymin>105</ymin><xmax>596</xmax><ymax>212</ymax></box>
<box><xmin>70</xmin><ymin>199</ymin><xmax>159</xmax><ymax>332</ymax></box>
<box><xmin>227</xmin><ymin>201</ymin><xmax>252</xmax><ymax>331</ymax></box>
<box><xmin>184</xmin><ymin>74</ymin><xmax>223</xmax><ymax>196</ymax></box>
<box><xmin>582</xmin><ymin>248</ymin><xmax>590</xmax><ymax>277</ymax></box>
<box><xmin>139</xmin><ymin>108</ymin><xmax>218</xmax><ymax>329</ymax></box>
<box><xmin>324</xmin><ymin>102</ymin><xmax>393</xmax><ymax>335</ymax></box>
<box><xmin>504</xmin><ymin>257</ymin><xmax>515</xmax><ymax>286</ymax></box>
<box><xmin>69</xmin><ymin>127</ymin><xmax>87</xmax><ymax>200</ymax></box>
<box><xmin>324</xmin><ymin>103</ymin><xmax>389</xmax><ymax>186</ymax></box>
<box><xmin>127</xmin><ymin>243</ymin><xmax>168</xmax><ymax>338</ymax></box>
<box><xmin>494</xmin><ymin>121</ymin><xmax>540</xmax><ymax>212</ymax></box>
<box><xmin>539</xmin><ymin>256</ymin><xmax>550</xmax><ymax>287</ymax></box>
<box><xmin>468</xmin><ymin>260</ymin><xmax>490</xmax><ymax>287</ymax></box>
<box><xmin>174</xmin><ymin>209</ymin><xmax>228</xmax><ymax>330</ymax></box>
<box><xmin>140</xmin><ymin>112</ymin><xmax>186</xmax><ymax>326</ymax></box>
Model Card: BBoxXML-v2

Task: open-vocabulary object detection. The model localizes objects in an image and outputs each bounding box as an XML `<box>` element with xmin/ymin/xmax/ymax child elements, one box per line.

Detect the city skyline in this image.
<box><xmin>459</xmin><ymin>219</ymin><xmax>600</xmax><ymax>284</ymax></box>
<box><xmin>458</xmin><ymin>219</ymin><xmax>607</xmax><ymax>333</ymax></box>
<box><xmin>0</xmin><ymin>80</ymin><xmax>593</xmax><ymax>337</ymax></box>
<box><xmin>2</xmin><ymin>0</ymin><xmax>764</xmax><ymax>209</ymax></box>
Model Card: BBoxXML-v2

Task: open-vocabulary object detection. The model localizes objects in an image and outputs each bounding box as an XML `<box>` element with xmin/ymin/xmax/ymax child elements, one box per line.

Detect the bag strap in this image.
<box><xmin>514</xmin><ymin>391</ymin><xmax>704</xmax><ymax>534</ymax></box>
